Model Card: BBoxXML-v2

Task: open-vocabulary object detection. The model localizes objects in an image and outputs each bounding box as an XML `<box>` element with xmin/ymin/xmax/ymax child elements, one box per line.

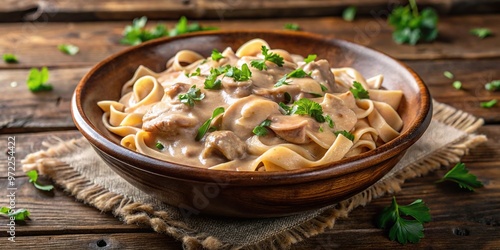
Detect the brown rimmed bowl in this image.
<box><xmin>71</xmin><ymin>30</ymin><xmax>432</xmax><ymax>218</ymax></box>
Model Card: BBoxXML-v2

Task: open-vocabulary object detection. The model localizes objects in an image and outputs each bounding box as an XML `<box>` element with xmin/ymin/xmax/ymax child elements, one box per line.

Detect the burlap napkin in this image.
<box><xmin>22</xmin><ymin>100</ymin><xmax>487</xmax><ymax>250</ymax></box>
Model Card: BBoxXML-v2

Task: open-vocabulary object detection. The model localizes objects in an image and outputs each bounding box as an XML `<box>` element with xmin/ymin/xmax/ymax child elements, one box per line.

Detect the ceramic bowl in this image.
<box><xmin>71</xmin><ymin>30</ymin><xmax>432</xmax><ymax>218</ymax></box>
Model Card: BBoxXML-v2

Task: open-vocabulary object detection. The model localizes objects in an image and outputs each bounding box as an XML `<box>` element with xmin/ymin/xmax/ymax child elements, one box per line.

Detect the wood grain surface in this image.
<box><xmin>0</xmin><ymin>5</ymin><xmax>499</xmax><ymax>249</ymax></box>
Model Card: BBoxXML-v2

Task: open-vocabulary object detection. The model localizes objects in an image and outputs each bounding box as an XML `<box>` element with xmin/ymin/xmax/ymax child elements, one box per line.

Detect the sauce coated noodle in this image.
<box><xmin>98</xmin><ymin>39</ymin><xmax>404</xmax><ymax>171</ymax></box>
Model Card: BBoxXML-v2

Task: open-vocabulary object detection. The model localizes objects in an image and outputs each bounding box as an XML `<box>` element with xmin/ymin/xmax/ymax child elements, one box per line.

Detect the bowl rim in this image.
<box><xmin>72</xmin><ymin>30</ymin><xmax>432</xmax><ymax>186</ymax></box>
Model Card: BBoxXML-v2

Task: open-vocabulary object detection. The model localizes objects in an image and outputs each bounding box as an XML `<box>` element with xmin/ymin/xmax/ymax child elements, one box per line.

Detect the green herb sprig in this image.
<box><xmin>280</xmin><ymin>98</ymin><xmax>332</xmax><ymax>125</ymax></box>
<box><xmin>58</xmin><ymin>44</ymin><xmax>79</xmax><ymax>55</ymax></box>
<box><xmin>211</xmin><ymin>49</ymin><xmax>225</xmax><ymax>61</ymax></box>
<box><xmin>0</xmin><ymin>207</ymin><xmax>30</xmax><ymax>221</ymax></box>
<box><xmin>253</xmin><ymin>119</ymin><xmax>272</xmax><ymax>136</ymax></box>
<box><xmin>437</xmin><ymin>162</ymin><xmax>483</xmax><ymax>191</ymax></box>
<box><xmin>350</xmin><ymin>81</ymin><xmax>370</xmax><ymax>99</ymax></box>
<box><xmin>480</xmin><ymin>99</ymin><xmax>497</xmax><ymax>108</ymax></box>
<box><xmin>27</xmin><ymin>67</ymin><xmax>53</xmax><ymax>92</ymax></box>
<box><xmin>225</xmin><ymin>63</ymin><xmax>252</xmax><ymax>81</ymax></box>
<box><xmin>251</xmin><ymin>46</ymin><xmax>284</xmax><ymax>70</ymax></box>
<box><xmin>274</xmin><ymin>69</ymin><xmax>310</xmax><ymax>87</ymax></box>
<box><xmin>196</xmin><ymin>107</ymin><xmax>225</xmax><ymax>141</ymax></box>
<box><xmin>485</xmin><ymin>80</ymin><xmax>500</xmax><ymax>91</ymax></box>
<box><xmin>388</xmin><ymin>0</ymin><xmax>438</xmax><ymax>45</ymax></box>
<box><xmin>470</xmin><ymin>28</ymin><xmax>492</xmax><ymax>39</ymax></box>
<box><xmin>304</xmin><ymin>54</ymin><xmax>317</xmax><ymax>64</ymax></box>
<box><xmin>26</xmin><ymin>170</ymin><xmax>54</xmax><ymax>191</ymax></box>
<box><xmin>334</xmin><ymin>130</ymin><xmax>354</xmax><ymax>141</ymax></box>
<box><xmin>342</xmin><ymin>6</ymin><xmax>357</xmax><ymax>22</ymax></box>
<box><xmin>376</xmin><ymin>197</ymin><xmax>431</xmax><ymax>244</ymax></box>
<box><xmin>178</xmin><ymin>85</ymin><xmax>205</xmax><ymax>106</ymax></box>
<box><xmin>3</xmin><ymin>53</ymin><xmax>19</xmax><ymax>63</ymax></box>
<box><xmin>284</xmin><ymin>23</ymin><xmax>300</xmax><ymax>31</ymax></box>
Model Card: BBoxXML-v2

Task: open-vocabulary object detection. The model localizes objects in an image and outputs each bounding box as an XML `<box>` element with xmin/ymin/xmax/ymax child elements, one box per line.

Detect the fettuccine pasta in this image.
<box><xmin>98</xmin><ymin>39</ymin><xmax>404</xmax><ymax>171</ymax></box>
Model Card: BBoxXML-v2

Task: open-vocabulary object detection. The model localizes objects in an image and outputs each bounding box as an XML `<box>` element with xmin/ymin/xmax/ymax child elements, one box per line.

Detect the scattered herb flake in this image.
<box><xmin>325</xmin><ymin>115</ymin><xmax>334</xmax><ymax>128</ymax></box>
<box><xmin>485</xmin><ymin>80</ymin><xmax>500</xmax><ymax>91</ymax></box>
<box><xmin>350</xmin><ymin>81</ymin><xmax>370</xmax><ymax>99</ymax></box>
<box><xmin>436</xmin><ymin>162</ymin><xmax>483</xmax><ymax>191</ymax></box>
<box><xmin>443</xmin><ymin>71</ymin><xmax>454</xmax><ymax>79</ymax></box>
<box><xmin>186</xmin><ymin>68</ymin><xmax>201</xmax><ymax>77</ymax></box>
<box><xmin>253</xmin><ymin>119</ymin><xmax>272</xmax><ymax>136</ymax></box>
<box><xmin>290</xmin><ymin>98</ymin><xmax>325</xmax><ymax>123</ymax></box>
<box><xmin>342</xmin><ymin>6</ymin><xmax>357</xmax><ymax>22</ymax></box>
<box><xmin>334</xmin><ymin>130</ymin><xmax>354</xmax><ymax>141</ymax></box>
<box><xmin>284</xmin><ymin>23</ymin><xmax>300</xmax><ymax>31</ymax></box>
<box><xmin>225</xmin><ymin>63</ymin><xmax>252</xmax><ymax>81</ymax></box>
<box><xmin>179</xmin><ymin>85</ymin><xmax>205</xmax><ymax>106</ymax></box>
<box><xmin>196</xmin><ymin>107</ymin><xmax>225</xmax><ymax>141</ymax></box>
<box><xmin>27</xmin><ymin>67</ymin><xmax>53</xmax><ymax>92</ymax></box>
<box><xmin>58</xmin><ymin>44</ymin><xmax>79</xmax><ymax>55</ymax></box>
<box><xmin>388</xmin><ymin>0</ymin><xmax>438</xmax><ymax>45</ymax></box>
<box><xmin>155</xmin><ymin>142</ymin><xmax>164</xmax><ymax>150</ymax></box>
<box><xmin>211</xmin><ymin>49</ymin><xmax>225</xmax><ymax>61</ymax></box>
<box><xmin>26</xmin><ymin>170</ymin><xmax>54</xmax><ymax>191</ymax></box>
<box><xmin>250</xmin><ymin>46</ymin><xmax>284</xmax><ymax>70</ymax></box>
<box><xmin>3</xmin><ymin>53</ymin><xmax>18</xmax><ymax>63</ymax></box>
<box><xmin>274</xmin><ymin>69</ymin><xmax>310</xmax><ymax>87</ymax></box>
<box><xmin>470</xmin><ymin>28</ymin><xmax>492</xmax><ymax>39</ymax></box>
<box><xmin>304</xmin><ymin>54</ymin><xmax>317</xmax><ymax>64</ymax></box>
<box><xmin>480</xmin><ymin>99</ymin><xmax>497</xmax><ymax>108</ymax></box>
<box><xmin>0</xmin><ymin>207</ymin><xmax>30</xmax><ymax>221</ymax></box>
<box><xmin>376</xmin><ymin>197</ymin><xmax>431</xmax><ymax>244</ymax></box>
<box><xmin>452</xmin><ymin>81</ymin><xmax>462</xmax><ymax>90</ymax></box>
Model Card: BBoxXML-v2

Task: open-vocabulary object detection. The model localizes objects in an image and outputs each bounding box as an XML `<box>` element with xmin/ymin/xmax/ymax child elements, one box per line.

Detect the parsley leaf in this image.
<box><xmin>211</xmin><ymin>49</ymin><xmax>225</xmax><ymax>61</ymax></box>
<box><xmin>27</xmin><ymin>67</ymin><xmax>53</xmax><ymax>92</ymax></box>
<box><xmin>186</xmin><ymin>68</ymin><xmax>201</xmax><ymax>77</ymax></box>
<box><xmin>274</xmin><ymin>69</ymin><xmax>310</xmax><ymax>87</ymax></box>
<box><xmin>289</xmin><ymin>98</ymin><xmax>326</xmax><ymax>123</ymax></box>
<box><xmin>284</xmin><ymin>23</ymin><xmax>300</xmax><ymax>31</ymax></box>
<box><xmin>342</xmin><ymin>6</ymin><xmax>357</xmax><ymax>22</ymax></box>
<box><xmin>485</xmin><ymin>80</ymin><xmax>500</xmax><ymax>91</ymax></box>
<box><xmin>376</xmin><ymin>197</ymin><xmax>431</xmax><ymax>244</ymax></box>
<box><xmin>204</xmin><ymin>67</ymin><xmax>226</xmax><ymax>89</ymax></box>
<box><xmin>196</xmin><ymin>107</ymin><xmax>225</xmax><ymax>141</ymax></box>
<box><xmin>334</xmin><ymin>130</ymin><xmax>354</xmax><ymax>141</ymax></box>
<box><xmin>179</xmin><ymin>85</ymin><xmax>205</xmax><ymax>106</ymax></box>
<box><xmin>225</xmin><ymin>63</ymin><xmax>252</xmax><ymax>81</ymax></box>
<box><xmin>3</xmin><ymin>53</ymin><xmax>18</xmax><ymax>63</ymax></box>
<box><xmin>121</xmin><ymin>16</ymin><xmax>216</xmax><ymax>45</ymax></box>
<box><xmin>250</xmin><ymin>46</ymin><xmax>284</xmax><ymax>70</ymax></box>
<box><xmin>155</xmin><ymin>142</ymin><xmax>164</xmax><ymax>150</ymax></box>
<box><xmin>480</xmin><ymin>99</ymin><xmax>497</xmax><ymax>108</ymax></box>
<box><xmin>350</xmin><ymin>81</ymin><xmax>370</xmax><ymax>99</ymax></box>
<box><xmin>436</xmin><ymin>162</ymin><xmax>483</xmax><ymax>191</ymax></box>
<box><xmin>325</xmin><ymin>115</ymin><xmax>334</xmax><ymax>128</ymax></box>
<box><xmin>452</xmin><ymin>81</ymin><xmax>462</xmax><ymax>90</ymax></box>
<box><xmin>304</xmin><ymin>54</ymin><xmax>317</xmax><ymax>64</ymax></box>
<box><xmin>470</xmin><ymin>28</ymin><xmax>492</xmax><ymax>39</ymax></box>
<box><xmin>26</xmin><ymin>170</ymin><xmax>54</xmax><ymax>191</ymax></box>
<box><xmin>58</xmin><ymin>44</ymin><xmax>79</xmax><ymax>55</ymax></box>
<box><xmin>388</xmin><ymin>0</ymin><xmax>438</xmax><ymax>45</ymax></box>
<box><xmin>253</xmin><ymin>119</ymin><xmax>272</xmax><ymax>136</ymax></box>
<box><xmin>0</xmin><ymin>207</ymin><xmax>30</xmax><ymax>221</ymax></box>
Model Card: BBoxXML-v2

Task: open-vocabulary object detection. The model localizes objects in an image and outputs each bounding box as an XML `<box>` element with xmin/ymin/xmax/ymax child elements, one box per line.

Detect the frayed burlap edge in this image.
<box><xmin>21</xmin><ymin>100</ymin><xmax>487</xmax><ymax>250</ymax></box>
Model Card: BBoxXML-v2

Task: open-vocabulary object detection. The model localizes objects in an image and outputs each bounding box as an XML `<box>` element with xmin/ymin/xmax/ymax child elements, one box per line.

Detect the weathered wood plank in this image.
<box><xmin>1</xmin><ymin>14</ymin><xmax>500</xmax><ymax>70</ymax></box>
<box><xmin>0</xmin><ymin>126</ymin><xmax>498</xmax><ymax>249</ymax></box>
<box><xmin>1</xmin><ymin>0</ymin><xmax>499</xmax><ymax>22</ymax></box>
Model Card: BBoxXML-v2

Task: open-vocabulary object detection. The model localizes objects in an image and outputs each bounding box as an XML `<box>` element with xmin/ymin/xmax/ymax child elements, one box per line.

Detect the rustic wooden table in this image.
<box><xmin>1</xmin><ymin>1</ymin><xmax>499</xmax><ymax>249</ymax></box>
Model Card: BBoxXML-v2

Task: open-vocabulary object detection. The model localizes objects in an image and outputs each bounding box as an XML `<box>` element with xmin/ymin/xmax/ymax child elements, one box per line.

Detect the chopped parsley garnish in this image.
<box><xmin>436</xmin><ymin>162</ymin><xmax>483</xmax><ymax>191</ymax></box>
<box><xmin>485</xmin><ymin>80</ymin><xmax>500</xmax><ymax>91</ymax></box>
<box><xmin>196</xmin><ymin>107</ymin><xmax>225</xmax><ymax>141</ymax></box>
<box><xmin>253</xmin><ymin>119</ymin><xmax>272</xmax><ymax>136</ymax></box>
<box><xmin>27</xmin><ymin>67</ymin><xmax>53</xmax><ymax>92</ymax></box>
<box><xmin>204</xmin><ymin>67</ymin><xmax>226</xmax><ymax>89</ymax></box>
<box><xmin>319</xmin><ymin>83</ymin><xmax>328</xmax><ymax>92</ymax></box>
<box><xmin>211</xmin><ymin>49</ymin><xmax>225</xmax><ymax>61</ymax></box>
<box><xmin>3</xmin><ymin>53</ymin><xmax>18</xmax><ymax>63</ymax></box>
<box><xmin>250</xmin><ymin>46</ymin><xmax>284</xmax><ymax>70</ymax></box>
<box><xmin>155</xmin><ymin>142</ymin><xmax>164</xmax><ymax>150</ymax></box>
<box><xmin>342</xmin><ymin>6</ymin><xmax>357</xmax><ymax>22</ymax></box>
<box><xmin>470</xmin><ymin>28</ymin><xmax>492</xmax><ymax>39</ymax></box>
<box><xmin>452</xmin><ymin>81</ymin><xmax>462</xmax><ymax>90</ymax></box>
<box><xmin>26</xmin><ymin>170</ymin><xmax>54</xmax><ymax>191</ymax></box>
<box><xmin>121</xmin><ymin>16</ymin><xmax>216</xmax><ymax>45</ymax></box>
<box><xmin>186</xmin><ymin>68</ymin><xmax>201</xmax><ymax>77</ymax></box>
<box><xmin>443</xmin><ymin>71</ymin><xmax>454</xmax><ymax>79</ymax></box>
<box><xmin>280</xmin><ymin>98</ymin><xmax>331</xmax><ymax>124</ymax></box>
<box><xmin>0</xmin><ymin>207</ymin><xmax>30</xmax><ymax>221</ymax></box>
<box><xmin>58</xmin><ymin>44</ymin><xmax>79</xmax><ymax>55</ymax></box>
<box><xmin>284</xmin><ymin>23</ymin><xmax>300</xmax><ymax>31</ymax></box>
<box><xmin>179</xmin><ymin>85</ymin><xmax>205</xmax><ymax>106</ymax></box>
<box><xmin>225</xmin><ymin>63</ymin><xmax>252</xmax><ymax>81</ymax></box>
<box><xmin>325</xmin><ymin>115</ymin><xmax>334</xmax><ymax>128</ymax></box>
<box><xmin>376</xmin><ymin>197</ymin><xmax>431</xmax><ymax>244</ymax></box>
<box><xmin>274</xmin><ymin>69</ymin><xmax>310</xmax><ymax>87</ymax></box>
<box><xmin>334</xmin><ymin>130</ymin><xmax>354</xmax><ymax>141</ymax></box>
<box><xmin>304</xmin><ymin>54</ymin><xmax>317</xmax><ymax>64</ymax></box>
<box><xmin>480</xmin><ymin>99</ymin><xmax>497</xmax><ymax>108</ymax></box>
<box><xmin>350</xmin><ymin>81</ymin><xmax>369</xmax><ymax>99</ymax></box>
<box><xmin>388</xmin><ymin>0</ymin><xmax>438</xmax><ymax>45</ymax></box>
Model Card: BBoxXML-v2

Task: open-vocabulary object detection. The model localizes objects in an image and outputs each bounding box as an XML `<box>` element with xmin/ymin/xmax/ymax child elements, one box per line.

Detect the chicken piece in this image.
<box><xmin>202</xmin><ymin>131</ymin><xmax>247</xmax><ymax>161</ymax></box>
